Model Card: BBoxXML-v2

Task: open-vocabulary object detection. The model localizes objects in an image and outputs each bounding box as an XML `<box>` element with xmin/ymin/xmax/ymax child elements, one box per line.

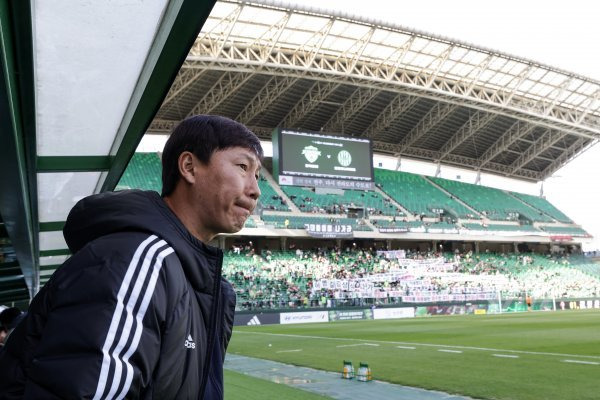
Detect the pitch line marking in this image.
<box><xmin>493</xmin><ymin>354</ymin><xmax>519</xmax><ymax>359</ymax></box>
<box><xmin>237</xmin><ymin>331</ymin><xmax>600</xmax><ymax>360</ymax></box>
<box><xmin>276</xmin><ymin>349</ymin><xmax>302</xmax><ymax>353</ymax></box>
<box><xmin>438</xmin><ymin>349</ymin><xmax>462</xmax><ymax>354</ymax></box>
<box><xmin>396</xmin><ymin>346</ymin><xmax>416</xmax><ymax>350</ymax></box>
<box><xmin>562</xmin><ymin>359</ymin><xmax>599</xmax><ymax>365</ymax></box>
<box><xmin>336</xmin><ymin>343</ymin><xmax>379</xmax><ymax>348</ymax></box>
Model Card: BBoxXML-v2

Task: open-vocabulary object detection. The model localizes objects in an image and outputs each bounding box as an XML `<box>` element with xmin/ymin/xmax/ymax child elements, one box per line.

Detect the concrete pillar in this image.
<box><xmin>280</xmin><ymin>236</ymin><xmax>287</xmax><ymax>251</ymax></box>
<box><xmin>514</xmin><ymin>242</ymin><xmax>519</xmax><ymax>253</ymax></box>
<box><xmin>218</xmin><ymin>236</ymin><xmax>226</xmax><ymax>250</ymax></box>
<box><xmin>475</xmin><ymin>242</ymin><xmax>480</xmax><ymax>254</ymax></box>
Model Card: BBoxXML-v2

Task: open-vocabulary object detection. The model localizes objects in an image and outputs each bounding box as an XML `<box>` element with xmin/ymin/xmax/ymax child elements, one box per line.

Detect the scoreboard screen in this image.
<box><xmin>274</xmin><ymin>129</ymin><xmax>374</xmax><ymax>183</ymax></box>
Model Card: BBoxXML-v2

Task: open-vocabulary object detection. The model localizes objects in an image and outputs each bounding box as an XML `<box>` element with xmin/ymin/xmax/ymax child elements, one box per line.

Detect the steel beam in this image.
<box><xmin>478</xmin><ymin>121</ymin><xmax>537</xmax><ymax>169</ymax></box>
<box><xmin>236</xmin><ymin>75</ymin><xmax>298</xmax><ymax>125</ymax></box>
<box><xmin>336</xmin><ymin>27</ymin><xmax>375</xmax><ymax>75</ymax></box>
<box><xmin>508</xmin><ymin>130</ymin><xmax>567</xmax><ymax>175</ymax></box>
<box><xmin>279</xmin><ymin>80</ymin><xmax>340</xmax><ymax>128</ymax></box>
<box><xmin>437</xmin><ymin>111</ymin><xmax>496</xmax><ymax>161</ymax></box>
<box><xmin>185</xmin><ymin>40</ymin><xmax>600</xmax><ymax>138</ymax></box>
<box><xmin>363</xmin><ymin>94</ymin><xmax>419</xmax><ymax>139</ymax></box>
<box><xmin>187</xmin><ymin>71</ymin><xmax>254</xmax><ymax>117</ymax></box>
<box><xmin>162</xmin><ymin>68</ymin><xmax>208</xmax><ymax>107</ymax></box>
<box><xmin>321</xmin><ymin>87</ymin><xmax>380</xmax><ymax>134</ymax></box>
<box><xmin>148</xmin><ymin>118</ymin><xmax>177</xmax><ymax>134</ymax></box>
<box><xmin>396</xmin><ymin>102</ymin><xmax>458</xmax><ymax>153</ymax></box>
<box><xmin>540</xmin><ymin>137</ymin><xmax>593</xmax><ymax>179</ymax></box>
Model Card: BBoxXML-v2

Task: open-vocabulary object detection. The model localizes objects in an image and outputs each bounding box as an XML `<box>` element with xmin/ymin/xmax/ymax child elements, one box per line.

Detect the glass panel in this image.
<box><xmin>40</xmin><ymin>255</ymin><xmax>69</xmax><ymax>267</ymax></box>
<box><xmin>38</xmin><ymin>172</ymin><xmax>101</xmax><ymax>222</ymax></box>
<box><xmin>39</xmin><ymin>231</ymin><xmax>68</xmax><ymax>251</ymax></box>
<box><xmin>34</xmin><ymin>1</ymin><xmax>168</xmax><ymax>156</ymax></box>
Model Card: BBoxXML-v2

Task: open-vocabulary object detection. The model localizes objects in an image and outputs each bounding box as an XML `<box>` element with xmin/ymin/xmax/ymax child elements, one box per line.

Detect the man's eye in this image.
<box><xmin>239</xmin><ymin>164</ymin><xmax>248</xmax><ymax>171</ymax></box>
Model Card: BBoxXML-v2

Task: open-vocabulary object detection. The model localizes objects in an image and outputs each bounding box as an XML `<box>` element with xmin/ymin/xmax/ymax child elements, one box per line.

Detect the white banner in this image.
<box><xmin>373</xmin><ymin>307</ymin><xmax>415</xmax><ymax>320</ymax></box>
<box><xmin>280</xmin><ymin>311</ymin><xmax>329</xmax><ymax>324</ymax></box>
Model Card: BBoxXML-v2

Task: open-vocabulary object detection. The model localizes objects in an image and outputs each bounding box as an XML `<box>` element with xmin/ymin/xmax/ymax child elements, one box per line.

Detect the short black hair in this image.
<box><xmin>161</xmin><ymin>115</ymin><xmax>263</xmax><ymax>196</ymax></box>
<box><xmin>0</xmin><ymin>307</ymin><xmax>22</xmax><ymax>330</ymax></box>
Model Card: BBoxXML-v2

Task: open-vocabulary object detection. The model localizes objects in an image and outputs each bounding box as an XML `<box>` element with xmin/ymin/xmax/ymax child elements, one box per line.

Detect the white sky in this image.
<box><xmin>139</xmin><ymin>0</ymin><xmax>600</xmax><ymax>250</ymax></box>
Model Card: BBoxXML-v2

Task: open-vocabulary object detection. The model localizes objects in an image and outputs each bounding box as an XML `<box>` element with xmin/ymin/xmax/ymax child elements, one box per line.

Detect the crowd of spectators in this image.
<box><xmin>222</xmin><ymin>245</ymin><xmax>600</xmax><ymax>311</ymax></box>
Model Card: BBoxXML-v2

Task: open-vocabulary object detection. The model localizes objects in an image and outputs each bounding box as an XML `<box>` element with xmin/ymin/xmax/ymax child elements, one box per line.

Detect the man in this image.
<box><xmin>0</xmin><ymin>115</ymin><xmax>262</xmax><ymax>399</ymax></box>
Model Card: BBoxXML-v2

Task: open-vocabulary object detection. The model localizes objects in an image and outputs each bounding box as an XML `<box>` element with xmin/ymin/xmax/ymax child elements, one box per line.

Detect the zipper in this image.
<box><xmin>198</xmin><ymin>250</ymin><xmax>223</xmax><ymax>398</ymax></box>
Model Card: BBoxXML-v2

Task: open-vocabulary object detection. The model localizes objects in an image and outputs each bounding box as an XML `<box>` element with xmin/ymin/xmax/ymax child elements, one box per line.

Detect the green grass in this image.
<box><xmin>228</xmin><ymin>310</ymin><xmax>600</xmax><ymax>400</ymax></box>
<box><xmin>224</xmin><ymin>369</ymin><xmax>331</xmax><ymax>399</ymax></box>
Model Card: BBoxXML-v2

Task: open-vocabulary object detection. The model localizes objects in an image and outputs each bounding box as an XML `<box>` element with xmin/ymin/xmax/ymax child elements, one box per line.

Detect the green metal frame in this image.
<box><xmin>39</xmin><ymin>221</ymin><xmax>66</xmax><ymax>232</ymax></box>
<box><xmin>37</xmin><ymin>156</ymin><xmax>114</xmax><ymax>172</ymax></box>
<box><xmin>100</xmin><ymin>0</ymin><xmax>216</xmax><ymax>192</ymax></box>
<box><xmin>0</xmin><ymin>0</ymin><xmax>37</xmax><ymax>298</ymax></box>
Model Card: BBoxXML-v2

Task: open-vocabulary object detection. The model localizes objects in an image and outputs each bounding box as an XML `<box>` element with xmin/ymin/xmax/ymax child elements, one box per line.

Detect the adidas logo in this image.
<box><xmin>184</xmin><ymin>334</ymin><xmax>196</xmax><ymax>349</ymax></box>
<box><xmin>247</xmin><ymin>315</ymin><xmax>261</xmax><ymax>326</ymax></box>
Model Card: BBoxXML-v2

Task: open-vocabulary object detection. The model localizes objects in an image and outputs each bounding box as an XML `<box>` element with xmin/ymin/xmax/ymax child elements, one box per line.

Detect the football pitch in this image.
<box><xmin>226</xmin><ymin>309</ymin><xmax>600</xmax><ymax>400</ymax></box>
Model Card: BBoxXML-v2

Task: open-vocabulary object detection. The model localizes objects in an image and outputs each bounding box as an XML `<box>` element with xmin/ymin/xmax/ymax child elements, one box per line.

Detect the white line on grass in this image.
<box><xmin>493</xmin><ymin>354</ymin><xmax>519</xmax><ymax>359</ymax></box>
<box><xmin>237</xmin><ymin>331</ymin><xmax>600</xmax><ymax>360</ymax></box>
<box><xmin>336</xmin><ymin>343</ymin><xmax>379</xmax><ymax>348</ymax></box>
<box><xmin>562</xmin><ymin>359</ymin><xmax>599</xmax><ymax>365</ymax></box>
<box><xmin>438</xmin><ymin>349</ymin><xmax>462</xmax><ymax>354</ymax></box>
<box><xmin>276</xmin><ymin>349</ymin><xmax>302</xmax><ymax>353</ymax></box>
<box><xmin>396</xmin><ymin>346</ymin><xmax>416</xmax><ymax>350</ymax></box>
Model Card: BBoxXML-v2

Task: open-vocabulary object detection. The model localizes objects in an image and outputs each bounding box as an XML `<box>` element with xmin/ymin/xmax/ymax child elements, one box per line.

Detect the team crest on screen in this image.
<box><xmin>337</xmin><ymin>150</ymin><xmax>352</xmax><ymax>167</ymax></box>
<box><xmin>302</xmin><ymin>145</ymin><xmax>321</xmax><ymax>163</ymax></box>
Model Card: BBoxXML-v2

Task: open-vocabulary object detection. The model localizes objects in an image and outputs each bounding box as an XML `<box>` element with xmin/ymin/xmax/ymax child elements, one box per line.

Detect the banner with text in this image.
<box><xmin>373</xmin><ymin>307</ymin><xmax>415</xmax><ymax>320</ymax></box>
<box><xmin>329</xmin><ymin>309</ymin><xmax>373</xmax><ymax>321</ymax></box>
<box><xmin>305</xmin><ymin>223</ymin><xmax>353</xmax><ymax>238</ymax></box>
<box><xmin>234</xmin><ymin>313</ymin><xmax>280</xmax><ymax>326</ymax></box>
<box><xmin>280</xmin><ymin>311</ymin><xmax>329</xmax><ymax>324</ymax></box>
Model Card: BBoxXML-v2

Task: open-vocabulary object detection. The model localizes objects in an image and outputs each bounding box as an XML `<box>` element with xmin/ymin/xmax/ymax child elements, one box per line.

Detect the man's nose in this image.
<box><xmin>247</xmin><ymin>176</ymin><xmax>261</xmax><ymax>201</ymax></box>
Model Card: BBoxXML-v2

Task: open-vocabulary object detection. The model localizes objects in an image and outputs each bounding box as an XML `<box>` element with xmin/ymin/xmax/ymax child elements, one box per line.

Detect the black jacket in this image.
<box><xmin>0</xmin><ymin>190</ymin><xmax>236</xmax><ymax>399</ymax></box>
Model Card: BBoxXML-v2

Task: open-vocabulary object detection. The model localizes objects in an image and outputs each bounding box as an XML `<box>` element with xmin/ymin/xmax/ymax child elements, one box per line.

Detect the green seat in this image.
<box><xmin>430</xmin><ymin>177</ymin><xmax>553</xmax><ymax>222</ymax></box>
<box><xmin>511</xmin><ymin>192</ymin><xmax>573</xmax><ymax>223</ymax></box>
<box><xmin>281</xmin><ymin>185</ymin><xmax>400</xmax><ymax>216</ymax></box>
<box><xmin>374</xmin><ymin>169</ymin><xmax>477</xmax><ymax>219</ymax></box>
<box><xmin>116</xmin><ymin>152</ymin><xmax>162</xmax><ymax>193</ymax></box>
<box><xmin>258</xmin><ymin>174</ymin><xmax>290</xmax><ymax>211</ymax></box>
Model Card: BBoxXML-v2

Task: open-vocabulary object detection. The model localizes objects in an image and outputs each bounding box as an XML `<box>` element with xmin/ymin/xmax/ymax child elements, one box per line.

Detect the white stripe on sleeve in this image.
<box><xmin>102</xmin><ymin>239</ymin><xmax>169</xmax><ymax>400</ymax></box>
<box><xmin>116</xmin><ymin>247</ymin><xmax>175</xmax><ymax>400</ymax></box>
<box><xmin>93</xmin><ymin>235</ymin><xmax>159</xmax><ymax>400</ymax></box>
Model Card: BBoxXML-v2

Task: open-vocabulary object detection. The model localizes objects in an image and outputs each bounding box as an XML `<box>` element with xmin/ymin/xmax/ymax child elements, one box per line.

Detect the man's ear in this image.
<box><xmin>178</xmin><ymin>151</ymin><xmax>196</xmax><ymax>184</ymax></box>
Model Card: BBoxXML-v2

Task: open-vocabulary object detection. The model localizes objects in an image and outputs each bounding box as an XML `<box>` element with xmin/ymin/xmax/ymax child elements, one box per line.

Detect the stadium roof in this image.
<box><xmin>150</xmin><ymin>0</ymin><xmax>600</xmax><ymax>182</ymax></box>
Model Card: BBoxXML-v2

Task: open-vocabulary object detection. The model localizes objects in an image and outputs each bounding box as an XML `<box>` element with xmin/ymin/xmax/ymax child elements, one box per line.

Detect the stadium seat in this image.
<box><xmin>374</xmin><ymin>169</ymin><xmax>478</xmax><ymax>219</ymax></box>
<box><xmin>258</xmin><ymin>175</ymin><xmax>290</xmax><ymax>211</ymax></box>
<box><xmin>510</xmin><ymin>192</ymin><xmax>573</xmax><ymax>223</ymax></box>
<box><xmin>116</xmin><ymin>152</ymin><xmax>162</xmax><ymax>193</ymax></box>
<box><xmin>280</xmin><ymin>185</ymin><xmax>401</xmax><ymax>216</ymax></box>
<box><xmin>429</xmin><ymin>177</ymin><xmax>554</xmax><ymax>222</ymax></box>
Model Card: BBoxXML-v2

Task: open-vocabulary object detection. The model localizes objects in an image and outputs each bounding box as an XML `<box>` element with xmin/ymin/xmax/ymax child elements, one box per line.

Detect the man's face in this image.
<box><xmin>192</xmin><ymin>146</ymin><xmax>261</xmax><ymax>239</ymax></box>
